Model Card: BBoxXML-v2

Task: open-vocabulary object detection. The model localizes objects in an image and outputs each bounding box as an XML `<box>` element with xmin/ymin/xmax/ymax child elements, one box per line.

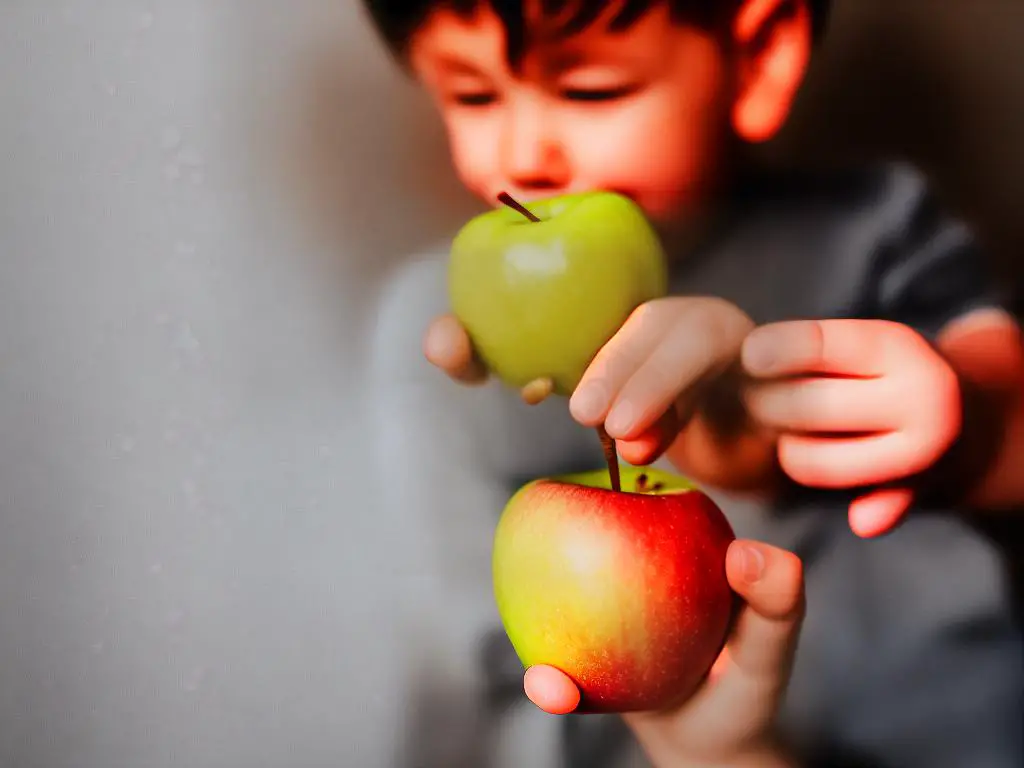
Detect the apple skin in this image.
<box><xmin>492</xmin><ymin>464</ymin><xmax>736</xmax><ymax>714</ymax></box>
<box><xmin>449</xmin><ymin>191</ymin><xmax>668</xmax><ymax>396</ymax></box>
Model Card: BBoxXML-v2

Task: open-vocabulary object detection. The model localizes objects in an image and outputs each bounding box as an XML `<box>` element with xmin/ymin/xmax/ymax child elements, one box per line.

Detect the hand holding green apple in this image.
<box><xmin>447</xmin><ymin>190</ymin><xmax>668</xmax><ymax>404</ymax></box>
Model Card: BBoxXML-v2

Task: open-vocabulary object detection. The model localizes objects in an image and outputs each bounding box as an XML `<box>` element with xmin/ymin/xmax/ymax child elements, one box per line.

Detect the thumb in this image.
<box><xmin>622</xmin><ymin>541</ymin><xmax>803</xmax><ymax>760</ymax></box>
<box><xmin>423</xmin><ymin>314</ymin><xmax>488</xmax><ymax>384</ymax></box>
<box><xmin>719</xmin><ymin>541</ymin><xmax>804</xmax><ymax>689</ymax></box>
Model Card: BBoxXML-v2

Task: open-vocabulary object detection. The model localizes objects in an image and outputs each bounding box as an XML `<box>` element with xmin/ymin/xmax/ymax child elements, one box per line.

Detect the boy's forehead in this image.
<box><xmin>410</xmin><ymin>1</ymin><xmax>671</xmax><ymax>72</ymax></box>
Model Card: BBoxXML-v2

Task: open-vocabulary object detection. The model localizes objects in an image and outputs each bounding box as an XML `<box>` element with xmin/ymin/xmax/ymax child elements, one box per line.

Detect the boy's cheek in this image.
<box><xmin>443</xmin><ymin>123</ymin><xmax>501</xmax><ymax>202</ymax></box>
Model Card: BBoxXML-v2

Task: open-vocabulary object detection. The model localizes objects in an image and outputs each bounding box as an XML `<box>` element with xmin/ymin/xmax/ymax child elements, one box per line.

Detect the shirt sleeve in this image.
<box><xmin>865</xmin><ymin>168</ymin><xmax>1012</xmax><ymax>339</ymax></box>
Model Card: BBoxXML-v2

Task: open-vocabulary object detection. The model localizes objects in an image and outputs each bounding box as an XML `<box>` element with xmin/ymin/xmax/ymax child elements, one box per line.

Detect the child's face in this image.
<box><xmin>409</xmin><ymin>4</ymin><xmax>735</xmax><ymax>224</ymax></box>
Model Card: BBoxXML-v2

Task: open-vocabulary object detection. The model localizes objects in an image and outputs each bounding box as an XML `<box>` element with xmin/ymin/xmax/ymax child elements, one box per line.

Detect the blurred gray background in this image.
<box><xmin>0</xmin><ymin>1</ymin><xmax>1022</xmax><ymax>766</ymax></box>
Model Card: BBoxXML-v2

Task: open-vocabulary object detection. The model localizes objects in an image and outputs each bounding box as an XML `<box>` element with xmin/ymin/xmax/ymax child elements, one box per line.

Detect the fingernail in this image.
<box><xmin>570</xmin><ymin>383</ymin><xmax>607</xmax><ymax>423</ymax></box>
<box><xmin>604</xmin><ymin>401</ymin><xmax>635</xmax><ymax>437</ymax></box>
<box><xmin>738</xmin><ymin>544</ymin><xmax>765</xmax><ymax>582</ymax></box>
<box><xmin>743</xmin><ymin>333</ymin><xmax>775</xmax><ymax>374</ymax></box>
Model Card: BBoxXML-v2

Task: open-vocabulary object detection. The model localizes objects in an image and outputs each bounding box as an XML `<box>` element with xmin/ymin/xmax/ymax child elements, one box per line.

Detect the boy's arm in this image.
<box><xmin>863</xmin><ymin>169</ymin><xmax>1023</xmax><ymax>509</ymax></box>
<box><xmin>663</xmin><ymin>167</ymin><xmax>1023</xmax><ymax>505</ymax></box>
<box><xmin>933</xmin><ymin>306</ymin><xmax>1024</xmax><ymax>509</ymax></box>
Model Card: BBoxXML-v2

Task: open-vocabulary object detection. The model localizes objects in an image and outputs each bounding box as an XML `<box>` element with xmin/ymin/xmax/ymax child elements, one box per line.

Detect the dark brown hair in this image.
<box><xmin>361</xmin><ymin>0</ymin><xmax>831</xmax><ymax>69</ymax></box>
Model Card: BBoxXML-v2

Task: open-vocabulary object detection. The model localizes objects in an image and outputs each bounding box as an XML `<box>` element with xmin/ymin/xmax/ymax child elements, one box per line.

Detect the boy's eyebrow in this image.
<box><xmin>428</xmin><ymin>54</ymin><xmax>489</xmax><ymax>77</ymax></box>
<box><xmin>541</xmin><ymin>47</ymin><xmax>644</xmax><ymax>75</ymax></box>
<box><xmin>542</xmin><ymin>48</ymin><xmax>590</xmax><ymax>71</ymax></box>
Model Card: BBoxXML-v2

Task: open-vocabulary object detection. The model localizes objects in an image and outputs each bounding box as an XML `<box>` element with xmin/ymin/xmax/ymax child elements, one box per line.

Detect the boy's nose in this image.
<box><xmin>501</xmin><ymin>101</ymin><xmax>570</xmax><ymax>193</ymax></box>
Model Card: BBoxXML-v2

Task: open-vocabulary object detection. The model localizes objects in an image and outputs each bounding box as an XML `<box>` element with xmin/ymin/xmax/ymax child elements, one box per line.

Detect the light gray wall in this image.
<box><xmin>0</xmin><ymin>3</ymin><xmax>471</xmax><ymax>766</ymax></box>
<box><xmin>0</xmin><ymin>1</ymin><xmax>1021</xmax><ymax>767</ymax></box>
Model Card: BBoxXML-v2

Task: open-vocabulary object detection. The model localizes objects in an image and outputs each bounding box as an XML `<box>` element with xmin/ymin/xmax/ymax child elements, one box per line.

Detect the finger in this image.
<box><xmin>742</xmin><ymin>319</ymin><xmax>924</xmax><ymax>379</ymax></box>
<box><xmin>777</xmin><ymin>432</ymin><xmax>938</xmax><ymax>488</ymax></box>
<box><xmin>616</xmin><ymin>408</ymin><xmax>684</xmax><ymax>466</ymax></box>
<box><xmin>625</xmin><ymin>544</ymin><xmax>802</xmax><ymax>757</ymax></box>
<box><xmin>721</xmin><ymin>540</ymin><xmax>804</xmax><ymax>682</ymax></box>
<box><xmin>423</xmin><ymin>314</ymin><xmax>488</xmax><ymax>384</ymax></box>
<box><xmin>523</xmin><ymin>665</ymin><xmax>580</xmax><ymax>715</ymax></box>
<box><xmin>570</xmin><ymin>303</ymin><xmax>669</xmax><ymax>426</ymax></box>
<box><xmin>744</xmin><ymin>376</ymin><xmax>898</xmax><ymax>433</ymax></box>
<box><xmin>848</xmin><ymin>486</ymin><xmax>915</xmax><ymax>538</ymax></box>
<box><xmin>603</xmin><ymin>306</ymin><xmax>750</xmax><ymax>440</ymax></box>
<box><xmin>707</xmin><ymin>646</ymin><xmax>731</xmax><ymax>685</ymax></box>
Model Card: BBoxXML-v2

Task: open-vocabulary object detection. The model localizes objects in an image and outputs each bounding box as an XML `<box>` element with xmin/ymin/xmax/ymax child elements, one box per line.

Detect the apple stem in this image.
<box><xmin>498</xmin><ymin>189</ymin><xmax>619</xmax><ymax>492</ymax></box>
<box><xmin>498</xmin><ymin>191</ymin><xmax>541</xmax><ymax>223</ymax></box>
<box><xmin>597</xmin><ymin>425</ymin><xmax>621</xmax><ymax>492</ymax></box>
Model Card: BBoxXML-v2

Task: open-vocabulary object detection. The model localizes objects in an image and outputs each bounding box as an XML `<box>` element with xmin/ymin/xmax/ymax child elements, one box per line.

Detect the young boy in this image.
<box><xmin>363</xmin><ymin>1</ymin><xmax>1024</xmax><ymax>766</ymax></box>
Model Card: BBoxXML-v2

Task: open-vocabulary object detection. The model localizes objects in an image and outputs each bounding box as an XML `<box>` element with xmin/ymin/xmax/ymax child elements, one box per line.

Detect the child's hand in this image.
<box><xmin>741</xmin><ymin>319</ymin><xmax>962</xmax><ymax>537</ymax></box>
<box><xmin>568</xmin><ymin>297</ymin><xmax>755</xmax><ymax>465</ymax></box>
<box><xmin>525</xmin><ymin>540</ymin><xmax>804</xmax><ymax>768</ymax></box>
<box><xmin>422</xmin><ymin>314</ymin><xmax>489</xmax><ymax>385</ymax></box>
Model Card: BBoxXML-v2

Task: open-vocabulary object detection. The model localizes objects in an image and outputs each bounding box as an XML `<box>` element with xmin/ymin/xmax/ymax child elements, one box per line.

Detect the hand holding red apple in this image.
<box><xmin>493</xmin><ymin>465</ymin><xmax>739</xmax><ymax>713</ymax></box>
<box><xmin>525</xmin><ymin>538</ymin><xmax>805</xmax><ymax>768</ymax></box>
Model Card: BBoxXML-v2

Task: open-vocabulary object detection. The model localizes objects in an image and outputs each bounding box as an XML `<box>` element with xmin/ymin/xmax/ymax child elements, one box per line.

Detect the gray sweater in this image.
<box><xmin>369</xmin><ymin>164</ymin><xmax>1023</xmax><ymax>767</ymax></box>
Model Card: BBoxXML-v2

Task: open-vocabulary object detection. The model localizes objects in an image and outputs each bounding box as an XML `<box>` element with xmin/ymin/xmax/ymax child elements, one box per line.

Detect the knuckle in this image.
<box><xmin>744</xmin><ymin>383</ymin><xmax>775</xmax><ymax>420</ymax></box>
<box><xmin>884</xmin><ymin>320</ymin><xmax>930</xmax><ymax>358</ymax></box>
<box><xmin>806</xmin><ymin>379</ymin><xmax>842</xmax><ymax>421</ymax></box>
<box><xmin>926</xmin><ymin>363</ymin><xmax>963</xmax><ymax>449</ymax></box>
<box><xmin>778</xmin><ymin>436</ymin><xmax>837</xmax><ymax>486</ymax></box>
<box><xmin>692</xmin><ymin>296</ymin><xmax>752</xmax><ymax>328</ymax></box>
<box><xmin>644</xmin><ymin>355</ymin><xmax>682</xmax><ymax>391</ymax></box>
<box><xmin>806</xmin><ymin>319</ymin><xmax>829</xmax><ymax>364</ymax></box>
<box><xmin>591</xmin><ymin>346</ymin><xmax>638</xmax><ymax>384</ymax></box>
<box><xmin>892</xmin><ymin>320</ymin><xmax>924</xmax><ymax>345</ymax></box>
<box><xmin>777</xmin><ymin>446</ymin><xmax>811</xmax><ymax>485</ymax></box>
<box><xmin>626</xmin><ymin>298</ymin><xmax>669</xmax><ymax>328</ymax></box>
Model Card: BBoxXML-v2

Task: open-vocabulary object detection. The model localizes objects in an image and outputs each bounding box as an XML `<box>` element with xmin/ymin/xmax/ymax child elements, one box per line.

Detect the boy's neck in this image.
<box><xmin>658</xmin><ymin>169</ymin><xmax>748</xmax><ymax>266</ymax></box>
<box><xmin>658</xmin><ymin>204</ymin><xmax>729</xmax><ymax>265</ymax></box>
<box><xmin>657</xmin><ymin>154</ymin><xmax>789</xmax><ymax>267</ymax></box>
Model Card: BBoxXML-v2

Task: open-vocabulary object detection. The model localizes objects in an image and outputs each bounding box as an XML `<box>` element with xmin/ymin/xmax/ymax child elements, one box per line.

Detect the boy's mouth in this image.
<box><xmin>494</xmin><ymin>187</ymin><xmax>639</xmax><ymax>205</ymax></box>
<box><xmin>608</xmin><ymin>188</ymin><xmax>640</xmax><ymax>205</ymax></box>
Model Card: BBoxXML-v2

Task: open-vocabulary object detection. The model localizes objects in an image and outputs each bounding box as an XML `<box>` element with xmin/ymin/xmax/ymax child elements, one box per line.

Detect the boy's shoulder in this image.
<box><xmin>731</xmin><ymin>161</ymin><xmax>952</xmax><ymax>256</ymax></box>
<box><xmin>681</xmin><ymin>162</ymin><xmax>1006</xmax><ymax>336</ymax></box>
<box><xmin>720</xmin><ymin>161</ymin><xmax>945</xmax><ymax>259</ymax></box>
<box><xmin>371</xmin><ymin>248</ymin><xmax>450</xmax><ymax>382</ymax></box>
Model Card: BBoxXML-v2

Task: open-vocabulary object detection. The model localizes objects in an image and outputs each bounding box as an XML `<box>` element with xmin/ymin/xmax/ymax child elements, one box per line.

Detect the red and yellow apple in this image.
<box><xmin>492</xmin><ymin>464</ymin><xmax>736</xmax><ymax>714</ymax></box>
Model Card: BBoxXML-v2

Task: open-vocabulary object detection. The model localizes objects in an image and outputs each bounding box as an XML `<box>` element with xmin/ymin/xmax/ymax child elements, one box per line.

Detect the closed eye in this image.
<box><xmin>452</xmin><ymin>92</ymin><xmax>498</xmax><ymax>107</ymax></box>
<box><xmin>561</xmin><ymin>84</ymin><xmax>639</xmax><ymax>102</ymax></box>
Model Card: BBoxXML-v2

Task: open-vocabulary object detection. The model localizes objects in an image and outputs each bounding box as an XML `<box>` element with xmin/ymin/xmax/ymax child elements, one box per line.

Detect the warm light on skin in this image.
<box><xmin>740</xmin><ymin>311</ymin><xmax>1024</xmax><ymax>534</ymax></box>
<box><xmin>408</xmin><ymin>3</ymin><xmax>733</xmax><ymax>225</ymax></box>
<box><xmin>408</xmin><ymin>0</ymin><xmax>811</xmax><ymax>231</ymax></box>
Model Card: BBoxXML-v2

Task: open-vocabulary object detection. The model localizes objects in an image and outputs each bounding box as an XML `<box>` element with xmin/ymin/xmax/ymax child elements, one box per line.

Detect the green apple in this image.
<box><xmin>449</xmin><ymin>191</ymin><xmax>668</xmax><ymax>398</ymax></box>
<box><xmin>493</xmin><ymin>464</ymin><xmax>736</xmax><ymax>714</ymax></box>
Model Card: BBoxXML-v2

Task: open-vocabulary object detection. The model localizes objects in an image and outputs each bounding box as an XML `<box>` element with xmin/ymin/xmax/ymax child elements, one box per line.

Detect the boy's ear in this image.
<box><xmin>730</xmin><ymin>0</ymin><xmax>812</xmax><ymax>144</ymax></box>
